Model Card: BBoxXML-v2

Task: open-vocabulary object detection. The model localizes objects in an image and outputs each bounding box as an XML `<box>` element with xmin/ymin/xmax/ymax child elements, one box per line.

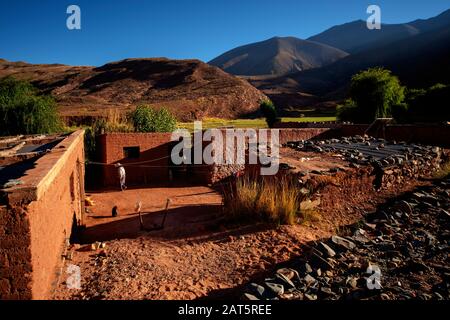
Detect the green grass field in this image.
<box><xmin>177</xmin><ymin>117</ymin><xmax>337</xmax><ymax>131</ymax></box>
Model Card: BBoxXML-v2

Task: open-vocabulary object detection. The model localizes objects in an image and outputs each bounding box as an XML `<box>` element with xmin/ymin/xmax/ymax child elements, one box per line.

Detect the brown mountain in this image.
<box><xmin>209</xmin><ymin>36</ymin><xmax>349</xmax><ymax>76</ymax></box>
<box><xmin>0</xmin><ymin>58</ymin><xmax>266</xmax><ymax>121</ymax></box>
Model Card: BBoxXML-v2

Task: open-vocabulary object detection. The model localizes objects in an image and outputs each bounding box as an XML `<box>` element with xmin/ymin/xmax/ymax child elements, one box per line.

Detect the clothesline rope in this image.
<box><xmin>86</xmin><ymin>160</ymin><xmax>212</xmax><ymax>168</ymax></box>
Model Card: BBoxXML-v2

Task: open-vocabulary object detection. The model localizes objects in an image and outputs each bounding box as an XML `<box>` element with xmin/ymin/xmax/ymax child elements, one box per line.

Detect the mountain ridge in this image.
<box><xmin>308</xmin><ymin>8</ymin><xmax>450</xmax><ymax>54</ymax></box>
<box><xmin>209</xmin><ymin>36</ymin><xmax>349</xmax><ymax>76</ymax></box>
<box><xmin>0</xmin><ymin>57</ymin><xmax>266</xmax><ymax>121</ymax></box>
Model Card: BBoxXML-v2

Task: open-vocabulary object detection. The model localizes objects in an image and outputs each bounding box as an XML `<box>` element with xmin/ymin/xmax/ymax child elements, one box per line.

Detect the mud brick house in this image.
<box><xmin>96</xmin><ymin>133</ymin><xmax>174</xmax><ymax>187</ymax></box>
<box><xmin>95</xmin><ymin>132</ymin><xmax>236</xmax><ymax>186</ymax></box>
<box><xmin>0</xmin><ymin>130</ymin><xmax>85</xmax><ymax>300</ymax></box>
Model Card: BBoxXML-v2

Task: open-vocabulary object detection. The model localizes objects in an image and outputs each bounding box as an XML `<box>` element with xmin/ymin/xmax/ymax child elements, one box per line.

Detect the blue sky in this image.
<box><xmin>1</xmin><ymin>0</ymin><xmax>449</xmax><ymax>66</ymax></box>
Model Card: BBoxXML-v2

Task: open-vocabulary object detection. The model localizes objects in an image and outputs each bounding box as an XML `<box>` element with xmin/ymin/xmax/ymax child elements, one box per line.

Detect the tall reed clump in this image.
<box><xmin>103</xmin><ymin>108</ymin><xmax>134</xmax><ymax>133</ymax></box>
<box><xmin>84</xmin><ymin>109</ymin><xmax>133</xmax><ymax>160</ymax></box>
<box><xmin>223</xmin><ymin>175</ymin><xmax>308</xmax><ymax>225</ymax></box>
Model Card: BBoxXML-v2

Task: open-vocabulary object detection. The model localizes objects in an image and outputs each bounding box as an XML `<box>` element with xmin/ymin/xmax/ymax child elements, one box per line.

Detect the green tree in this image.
<box><xmin>0</xmin><ymin>77</ymin><xmax>62</xmax><ymax>135</ymax></box>
<box><xmin>260</xmin><ymin>100</ymin><xmax>279</xmax><ymax>128</ymax></box>
<box><xmin>338</xmin><ymin>68</ymin><xmax>405</xmax><ymax>123</ymax></box>
<box><xmin>131</xmin><ymin>105</ymin><xmax>177</xmax><ymax>132</ymax></box>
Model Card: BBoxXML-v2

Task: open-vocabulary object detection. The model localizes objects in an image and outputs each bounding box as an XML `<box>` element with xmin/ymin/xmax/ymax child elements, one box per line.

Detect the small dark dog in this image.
<box><xmin>112</xmin><ymin>206</ymin><xmax>118</xmax><ymax>217</ymax></box>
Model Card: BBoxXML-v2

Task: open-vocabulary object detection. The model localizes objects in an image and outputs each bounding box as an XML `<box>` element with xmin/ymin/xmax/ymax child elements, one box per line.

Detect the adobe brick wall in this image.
<box><xmin>339</xmin><ymin>124</ymin><xmax>371</xmax><ymax>137</ymax></box>
<box><xmin>277</xmin><ymin>128</ymin><xmax>336</xmax><ymax>144</ymax></box>
<box><xmin>98</xmin><ymin>133</ymin><xmax>173</xmax><ymax>187</ymax></box>
<box><xmin>340</xmin><ymin>124</ymin><xmax>450</xmax><ymax>147</ymax></box>
<box><xmin>0</xmin><ymin>206</ymin><xmax>32</xmax><ymax>299</ymax></box>
<box><xmin>384</xmin><ymin>125</ymin><xmax>450</xmax><ymax>147</ymax></box>
<box><xmin>273</xmin><ymin>123</ymin><xmax>450</xmax><ymax>147</ymax></box>
<box><xmin>0</xmin><ymin>130</ymin><xmax>85</xmax><ymax>300</ymax></box>
<box><xmin>274</xmin><ymin>122</ymin><xmax>341</xmax><ymax>129</ymax></box>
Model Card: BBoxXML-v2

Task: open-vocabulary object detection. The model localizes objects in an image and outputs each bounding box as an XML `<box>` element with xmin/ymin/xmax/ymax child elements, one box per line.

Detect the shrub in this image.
<box><xmin>0</xmin><ymin>77</ymin><xmax>62</xmax><ymax>135</ymax></box>
<box><xmin>404</xmin><ymin>83</ymin><xmax>450</xmax><ymax>123</ymax></box>
<box><xmin>131</xmin><ymin>105</ymin><xmax>177</xmax><ymax>132</ymax></box>
<box><xmin>222</xmin><ymin>175</ymin><xmax>310</xmax><ymax>225</ymax></box>
<box><xmin>260</xmin><ymin>100</ymin><xmax>279</xmax><ymax>128</ymax></box>
<box><xmin>338</xmin><ymin>68</ymin><xmax>405</xmax><ymax>123</ymax></box>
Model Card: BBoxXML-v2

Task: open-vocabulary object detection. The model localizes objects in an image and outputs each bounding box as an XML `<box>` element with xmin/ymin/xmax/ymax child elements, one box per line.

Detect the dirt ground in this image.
<box><xmin>52</xmin><ymin>173</ymin><xmax>429</xmax><ymax>300</ymax></box>
<box><xmin>80</xmin><ymin>186</ymin><xmax>223</xmax><ymax>243</ymax></box>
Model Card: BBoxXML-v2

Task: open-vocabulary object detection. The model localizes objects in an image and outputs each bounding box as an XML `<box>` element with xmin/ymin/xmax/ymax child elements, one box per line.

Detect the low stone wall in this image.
<box><xmin>378</xmin><ymin>154</ymin><xmax>444</xmax><ymax>190</ymax></box>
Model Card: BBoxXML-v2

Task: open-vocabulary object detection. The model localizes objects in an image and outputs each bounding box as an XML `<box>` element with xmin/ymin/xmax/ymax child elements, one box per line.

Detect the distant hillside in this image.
<box><xmin>0</xmin><ymin>58</ymin><xmax>266</xmax><ymax>121</ymax></box>
<box><xmin>209</xmin><ymin>36</ymin><xmax>349</xmax><ymax>76</ymax></box>
<box><xmin>308</xmin><ymin>9</ymin><xmax>450</xmax><ymax>54</ymax></box>
<box><xmin>254</xmin><ymin>24</ymin><xmax>450</xmax><ymax>103</ymax></box>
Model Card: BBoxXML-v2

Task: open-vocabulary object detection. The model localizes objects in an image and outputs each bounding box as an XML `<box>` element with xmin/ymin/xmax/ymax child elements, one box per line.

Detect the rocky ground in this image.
<box><xmin>243</xmin><ymin>177</ymin><xmax>450</xmax><ymax>300</ymax></box>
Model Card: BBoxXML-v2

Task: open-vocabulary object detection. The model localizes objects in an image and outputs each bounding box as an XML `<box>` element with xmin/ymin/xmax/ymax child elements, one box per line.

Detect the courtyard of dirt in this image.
<box><xmin>52</xmin><ymin>173</ymin><xmax>431</xmax><ymax>300</ymax></box>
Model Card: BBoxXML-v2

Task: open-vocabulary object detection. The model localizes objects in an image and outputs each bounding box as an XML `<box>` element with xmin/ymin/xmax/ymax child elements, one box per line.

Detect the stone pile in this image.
<box><xmin>285</xmin><ymin>135</ymin><xmax>446</xmax><ymax>188</ymax></box>
<box><xmin>243</xmin><ymin>178</ymin><xmax>450</xmax><ymax>300</ymax></box>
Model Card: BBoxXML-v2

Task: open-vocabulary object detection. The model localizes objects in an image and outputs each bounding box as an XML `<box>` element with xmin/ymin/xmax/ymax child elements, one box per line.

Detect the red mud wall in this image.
<box><xmin>98</xmin><ymin>133</ymin><xmax>173</xmax><ymax>187</ymax></box>
<box><xmin>0</xmin><ymin>131</ymin><xmax>85</xmax><ymax>300</ymax></box>
<box><xmin>275</xmin><ymin>122</ymin><xmax>341</xmax><ymax>129</ymax></box>
<box><xmin>27</xmin><ymin>134</ymin><xmax>85</xmax><ymax>299</ymax></box>
<box><xmin>274</xmin><ymin>123</ymin><xmax>450</xmax><ymax>147</ymax></box>
<box><xmin>277</xmin><ymin>128</ymin><xmax>335</xmax><ymax>144</ymax></box>
<box><xmin>338</xmin><ymin>124</ymin><xmax>450</xmax><ymax>147</ymax></box>
<box><xmin>0</xmin><ymin>206</ymin><xmax>32</xmax><ymax>299</ymax></box>
<box><xmin>384</xmin><ymin>125</ymin><xmax>450</xmax><ymax>147</ymax></box>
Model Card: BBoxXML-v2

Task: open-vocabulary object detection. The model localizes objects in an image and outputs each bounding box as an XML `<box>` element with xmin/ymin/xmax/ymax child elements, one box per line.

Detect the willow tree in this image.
<box><xmin>0</xmin><ymin>77</ymin><xmax>62</xmax><ymax>135</ymax></box>
<box><xmin>338</xmin><ymin>68</ymin><xmax>405</xmax><ymax>123</ymax></box>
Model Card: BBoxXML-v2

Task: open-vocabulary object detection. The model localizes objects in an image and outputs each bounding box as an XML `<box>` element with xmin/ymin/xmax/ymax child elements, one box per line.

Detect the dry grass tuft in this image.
<box><xmin>222</xmin><ymin>175</ymin><xmax>316</xmax><ymax>225</ymax></box>
<box><xmin>103</xmin><ymin>109</ymin><xmax>134</xmax><ymax>132</ymax></box>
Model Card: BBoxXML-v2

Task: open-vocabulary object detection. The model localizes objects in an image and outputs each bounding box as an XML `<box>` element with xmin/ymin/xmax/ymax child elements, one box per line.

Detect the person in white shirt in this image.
<box><xmin>116</xmin><ymin>163</ymin><xmax>127</xmax><ymax>191</ymax></box>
